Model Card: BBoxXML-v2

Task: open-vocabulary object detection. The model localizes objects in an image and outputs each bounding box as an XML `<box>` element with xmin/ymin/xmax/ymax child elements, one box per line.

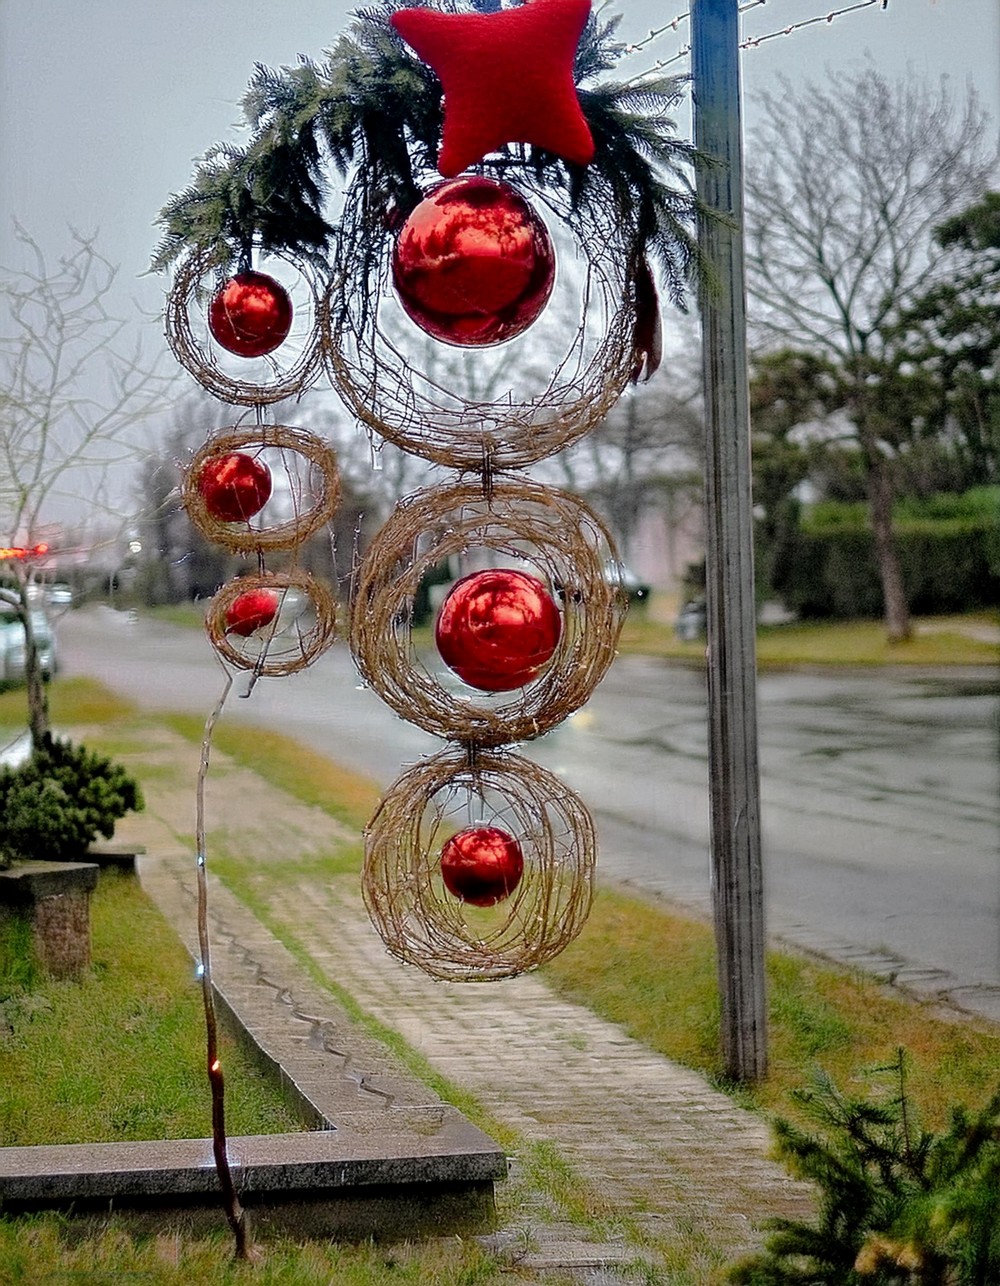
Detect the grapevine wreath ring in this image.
<box><xmin>363</xmin><ymin>744</ymin><xmax>596</xmax><ymax>981</ymax></box>
<box><xmin>182</xmin><ymin>424</ymin><xmax>342</xmax><ymax>554</ymax></box>
<box><xmin>205</xmin><ymin>569</ymin><xmax>338</xmax><ymax>676</ymax></box>
<box><xmin>326</xmin><ymin>166</ymin><xmax>638</xmax><ymax>471</ymax></box>
<box><xmin>350</xmin><ymin>478</ymin><xmax>629</xmax><ymax>746</ymax></box>
<box><xmin>165</xmin><ymin>248</ymin><xmax>328</xmax><ymax>407</ymax></box>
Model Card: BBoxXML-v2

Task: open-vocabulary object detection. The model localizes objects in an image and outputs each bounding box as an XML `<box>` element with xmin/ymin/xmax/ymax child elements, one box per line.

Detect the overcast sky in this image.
<box><xmin>0</xmin><ymin>0</ymin><xmax>997</xmax><ymax>522</ymax></box>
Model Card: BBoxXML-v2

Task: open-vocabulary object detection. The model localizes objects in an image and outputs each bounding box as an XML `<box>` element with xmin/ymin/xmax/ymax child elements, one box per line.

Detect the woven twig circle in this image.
<box><xmin>205</xmin><ymin>570</ymin><xmax>337</xmax><ymax>676</ymax></box>
<box><xmin>182</xmin><ymin>425</ymin><xmax>341</xmax><ymax>554</ymax></box>
<box><xmin>166</xmin><ymin>249</ymin><xmax>326</xmax><ymax>406</ymax></box>
<box><xmin>363</xmin><ymin>746</ymin><xmax>595</xmax><ymax>981</ymax></box>
<box><xmin>325</xmin><ymin>170</ymin><xmax>637</xmax><ymax>471</ymax></box>
<box><xmin>350</xmin><ymin>479</ymin><xmax>628</xmax><ymax>747</ymax></box>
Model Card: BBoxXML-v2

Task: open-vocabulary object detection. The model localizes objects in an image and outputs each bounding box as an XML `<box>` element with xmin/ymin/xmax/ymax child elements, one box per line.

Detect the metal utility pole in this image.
<box><xmin>691</xmin><ymin>0</ymin><xmax>768</xmax><ymax>1082</ymax></box>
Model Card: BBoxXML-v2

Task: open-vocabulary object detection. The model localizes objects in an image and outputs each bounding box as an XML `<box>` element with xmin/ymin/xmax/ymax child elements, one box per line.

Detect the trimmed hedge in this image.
<box><xmin>770</xmin><ymin>510</ymin><xmax>1000</xmax><ymax>620</ymax></box>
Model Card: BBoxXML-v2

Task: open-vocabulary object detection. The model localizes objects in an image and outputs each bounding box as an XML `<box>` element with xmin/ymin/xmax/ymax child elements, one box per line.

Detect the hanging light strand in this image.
<box><xmin>627</xmin><ymin>0</ymin><xmax>889</xmax><ymax>76</ymax></box>
<box><xmin>624</xmin><ymin>0</ymin><xmax>769</xmax><ymax>57</ymax></box>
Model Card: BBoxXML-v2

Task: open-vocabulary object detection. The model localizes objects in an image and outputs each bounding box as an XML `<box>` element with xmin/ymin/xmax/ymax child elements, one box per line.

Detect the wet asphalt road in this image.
<box><xmin>57</xmin><ymin>608</ymin><xmax>1000</xmax><ymax>1000</ymax></box>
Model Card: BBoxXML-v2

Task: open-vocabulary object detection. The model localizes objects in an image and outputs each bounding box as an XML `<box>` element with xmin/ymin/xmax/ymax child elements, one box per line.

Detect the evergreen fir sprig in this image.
<box><xmin>152</xmin><ymin>0</ymin><xmax>699</xmax><ymax>300</ymax></box>
<box><xmin>728</xmin><ymin>1052</ymin><xmax>1000</xmax><ymax>1285</ymax></box>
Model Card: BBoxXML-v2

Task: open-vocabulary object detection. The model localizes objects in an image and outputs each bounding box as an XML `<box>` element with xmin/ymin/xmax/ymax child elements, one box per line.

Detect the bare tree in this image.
<box><xmin>0</xmin><ymin>228</ymin><xmax>172</xmax><ymax>743</ymax></box>
<box><xmin>539</xmin><ymin>331</ymin><xmax>704</xmax><ymax>575</ymax></box>
<box><xmin>744</xmin><ymin>68</ymin><xmax>996</xmax><ymax>640</ymax></box>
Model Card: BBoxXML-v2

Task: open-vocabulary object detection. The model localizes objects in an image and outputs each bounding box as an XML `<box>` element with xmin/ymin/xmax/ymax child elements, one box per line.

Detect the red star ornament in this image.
<box><xmin>391</xmin><ymin>0</ymin><xmax>595</xmax><ymax>178</ymax></box>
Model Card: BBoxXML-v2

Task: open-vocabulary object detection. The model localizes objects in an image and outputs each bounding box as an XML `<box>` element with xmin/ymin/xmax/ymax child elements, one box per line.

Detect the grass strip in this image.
<box><xmin>0</xmin><ymin>1218</ymin><xmax>510</xmax><ymax>1285</ymax></box>
<box><xmin>0</xmin><ymin>868</ymin><xmax>298</xmax><ymax>1146</ymax></box>
<box><xmin>0</xmin><ymin>675</ymin><xmax>136</xmax><ymax>732</ymax></box>
<box><xmin>618</xmin><ymin>607</ymin><xmax>1000</xmax><ymax>667</ymax></box>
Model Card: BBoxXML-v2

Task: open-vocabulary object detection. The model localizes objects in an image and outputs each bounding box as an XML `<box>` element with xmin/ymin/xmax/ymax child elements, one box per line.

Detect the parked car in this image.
<box><xmin>675</xmin><ymin>598</ymin><xmax>707</xmax><ymax>641</ymax></box>
<box><xmin>554</xmin><ymin>561</ymin><xmax>651</xmax><ymax>606</ymax></box>
<box><xmin>604</xmin><ymin>560</ymin><xmax>651</xmax><ymax>603</ymax></box>
<box><xmin>46</xmin><ymin>583</ymin><xmax>73</xmax><ymax>607</ymax></box>
<box><xmin>0</xmin><ymin>609</ymin><xmax>58</xmax><ymax>683</ymax></box>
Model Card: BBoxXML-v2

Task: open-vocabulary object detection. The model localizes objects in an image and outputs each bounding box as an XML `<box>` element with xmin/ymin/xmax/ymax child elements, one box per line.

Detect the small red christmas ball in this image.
<box><xmin>435</xmin><ymin>568</ymin><xmax>562</xmax><ymax>692</ymax></box>
<box><xmin>392</xmin><ymin>176</ymin><xmax>555</xmax><ymax>347</ymax></box>
<box><xmin>208</xmin><ymin>271</ymin><xmax>293</xmax><ymax>358</ymax></box>
<box><xmin>197</xmin><ymin>452</ymin><xmax>273</xmax><ymax>523</ymax></box>
<box><xmin>440</xmin><ymin>826</ymin><xmax>525</xmax><ymax>907</ymax></box>
<box><xmin>225</xmin><ymin>588</ymin><xmax>280</xmax><ymax>637</ymax></box>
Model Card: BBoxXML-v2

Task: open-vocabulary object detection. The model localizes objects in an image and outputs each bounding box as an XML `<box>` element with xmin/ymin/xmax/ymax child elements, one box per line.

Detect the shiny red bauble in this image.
<box><xmin>225</xmin><ymin>588</ymin><xmax>280</xmax><ymax>637</ymax></box>
<box><xmin>197</xmin><ymin>452</ymin><xmax>273</xmax><ymax>523</ymax></box>
<box><xmin>392</xmin><ymin>176</ymin><xmax>555</xmax><ymax>346</ymax></box>
<box><xmin>440</xmin><ymin>826</ymin><xmax>525</xmax><ymax>907</ymax></box>
<box><xmin>208</xmin><ymin>271</ymin><xmax>293</xmax><ymax>358</ymax></box>
<box><xmin>435</xmin><ymin>568</ymin><xmax>562</xmax><ymax>691</ymax></box>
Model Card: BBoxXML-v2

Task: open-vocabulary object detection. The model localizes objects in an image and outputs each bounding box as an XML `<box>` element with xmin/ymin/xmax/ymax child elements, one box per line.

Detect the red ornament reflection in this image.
<box><xmin>392</xmin><ymin>176</ymin><xmax>555</xmax><ymax>346</ymax></box>
<box><xmin>435</xmin><ymin>568</ymin><xmax>562</xmax><ymax>691</ymax></box>
<box><xmin>197</xmin><ymin>451</ymin><xmax>273</xmax><ymax>523</ymax></box>
<box><xmin>208</xmin><ymin>271</ymin><xmax>293</xmax><ymax>358</ymax></box>
<box><xmin>440</xmin><ymin>826</ymin><xmax>525</xmax><ymax>907</ymax></box>
<box><xmin>225</xmin><ymin>588</ymin><xmax>280</xmax><ymax>637</ymax></box>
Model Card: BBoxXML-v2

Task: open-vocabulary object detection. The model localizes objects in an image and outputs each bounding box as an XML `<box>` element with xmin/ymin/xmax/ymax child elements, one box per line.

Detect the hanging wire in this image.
<box><xmin>628</xmin><ymin>0</ymin><xmax>890</xmax><ymax>76</ymax></box>
<box><xmin>194</xmin><ymin>665</ymin><xmax>250</xmax><ymax>1260</ymax></box>
<box><xmin>624</xmin><ymin>0</ymin><xmax>768</xmax><ymax>55</ymax></box>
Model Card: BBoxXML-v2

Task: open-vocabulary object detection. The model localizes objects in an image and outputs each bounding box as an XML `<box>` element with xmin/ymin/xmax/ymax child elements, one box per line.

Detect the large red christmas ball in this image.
<box><xmin>392</xmin><ymin>176</ymin><xmax>555</xmax><ymax>346</ymax></box>
<box><xmin>440</xmin><ymin>826</ymin><xmax>525</xmax><ymax>907</ymax></box>
<box><xmin>197</xmin><ymin>452</ymin><xmax>273</xmax><ymax>523</ymax></box>
<box><xmin>225</xmin><ymin>588</ymin><xmax>280</xmax><ymax>637</ymax></box>
<box><xmin>208</xmin><ymin>271</ymin><xmax>293</xmax><ymax>358</ymax></box>
<box><xmin>435</xmin><ymin>568</ymin><xmax>562</xmax><ymax>691</ymax></box>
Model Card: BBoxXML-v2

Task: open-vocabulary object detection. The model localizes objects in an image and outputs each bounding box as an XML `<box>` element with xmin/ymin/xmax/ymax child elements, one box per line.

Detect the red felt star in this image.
<box><xmin>392</xmin><ymin>0</ymin><xmax>595</xmax><ymax>178</ymax></box>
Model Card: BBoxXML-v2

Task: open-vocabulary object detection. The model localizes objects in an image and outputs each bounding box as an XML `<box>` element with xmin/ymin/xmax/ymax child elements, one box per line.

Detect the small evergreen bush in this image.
<box><xmin>727</xmin><ymin>1051</ymin><xmax>1000</xmax><ymax>1285</ymax></box>
<box><xmin>0</xmin><ymin>735</ymin><xmax>143</xmax><ymax>867</ymax></box>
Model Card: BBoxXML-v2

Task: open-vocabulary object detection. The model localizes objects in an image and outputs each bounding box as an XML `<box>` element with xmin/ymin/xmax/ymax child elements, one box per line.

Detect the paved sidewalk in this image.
<box><xmin>116</xmin><ymin>726</ymin><xmax>814</xmax><ymax>1281</ymax></box>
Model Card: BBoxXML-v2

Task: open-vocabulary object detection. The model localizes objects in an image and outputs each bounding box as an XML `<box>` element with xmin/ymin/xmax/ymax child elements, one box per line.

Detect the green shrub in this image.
<box><xmin>0</xmin><ymin>735</ymin><xmax>143</xmax><ymax>867</ymax></box>
<box><xmin>727</xmin><ymin>1051</ymin><xmax>1000</xmax><ymax>1285</ymax></box>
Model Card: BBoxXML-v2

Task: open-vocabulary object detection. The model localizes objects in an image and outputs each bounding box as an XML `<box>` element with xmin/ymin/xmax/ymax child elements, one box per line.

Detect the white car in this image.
<box><xmin>0</xmin><ymin>610</ymin><xmax>57</xmax><ymax>683</ymax></box>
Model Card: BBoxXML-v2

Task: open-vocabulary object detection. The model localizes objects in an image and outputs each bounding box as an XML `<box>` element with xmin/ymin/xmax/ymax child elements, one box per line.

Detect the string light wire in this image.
<box><xmin>626</xmin><ymin>0</ymin><xmax>890</xmax><ymax>76</ymax></box>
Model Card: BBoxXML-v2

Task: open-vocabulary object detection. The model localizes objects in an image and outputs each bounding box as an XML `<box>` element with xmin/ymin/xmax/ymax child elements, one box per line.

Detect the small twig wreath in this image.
<box><xmin>363</xmin><ymin>744</ymin><xmax>596</xmax><ymax>981</ymax></box>
<box><xmin>182</xmin><ymin>425</ymin><xmax>341</xmax><ymax>554</ymax></box>
<box><xmin>165</xmin><ymin>248</ymin><xmax>327</xmax><ymax>406</ymax></box>
<box><xmin>350</xmin><ymin>478</ymin><xmax>628</xmax><ymax>746</ymax></box>
<box><xmin>205</xmin><ymin>570</ymin><xmax>338</xmax><ymax>676</ymax></box>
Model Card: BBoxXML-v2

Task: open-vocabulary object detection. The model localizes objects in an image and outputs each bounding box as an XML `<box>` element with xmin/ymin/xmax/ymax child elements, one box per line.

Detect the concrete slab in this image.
<box><xmin>0</xmin><ymin>1112</ymin><xmax>505</xmax><ymax>1238</ymax></box>
<box><xmin>0</xmin><ymin>860</ymin><xmax>98</xmax><ymax>901</ymax></box>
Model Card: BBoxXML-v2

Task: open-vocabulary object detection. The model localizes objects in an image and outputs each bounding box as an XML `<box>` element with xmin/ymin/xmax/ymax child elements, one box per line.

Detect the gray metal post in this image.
<box><xmin>691</xmin><ymin>0</ymin><xmax>768</xmax><ymax>1081</ymax></box>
